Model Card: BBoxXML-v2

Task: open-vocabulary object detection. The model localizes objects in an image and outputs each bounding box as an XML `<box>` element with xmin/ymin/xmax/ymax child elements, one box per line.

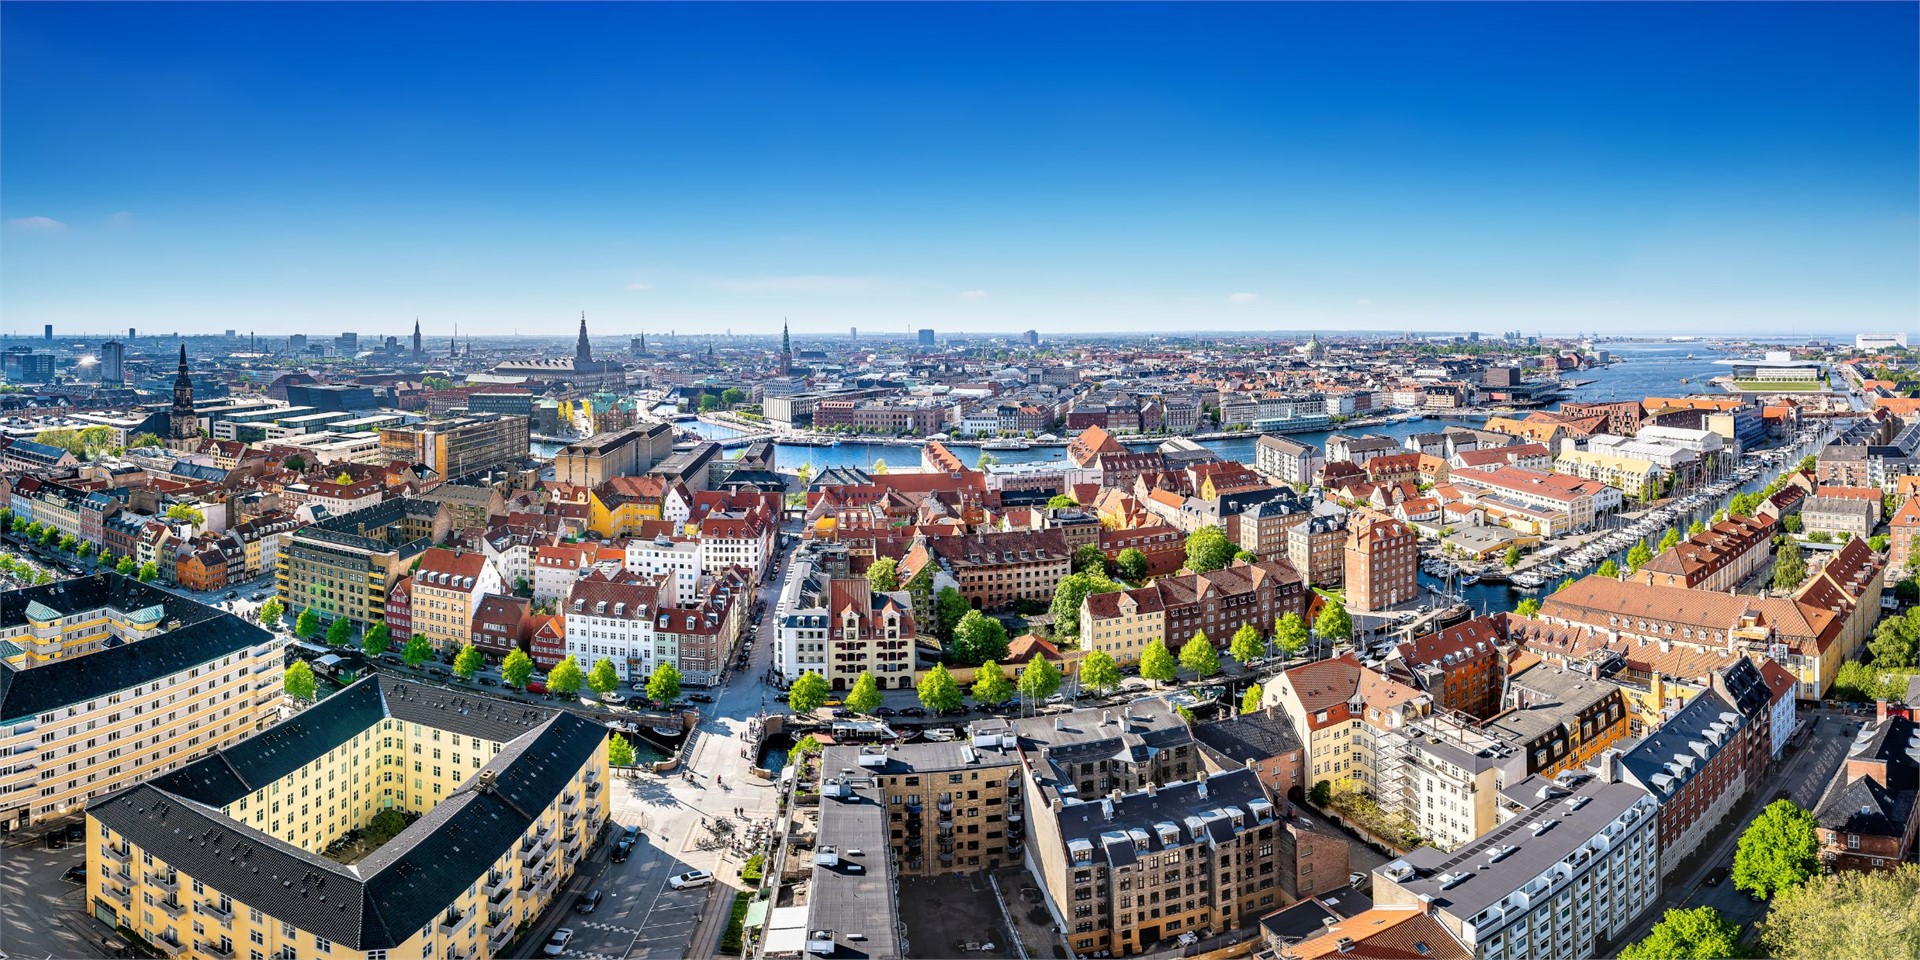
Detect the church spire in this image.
<box><xmin>576</xmin><ymin>311</ymin><xmax>592</xmax><ymax>364</ymax></box>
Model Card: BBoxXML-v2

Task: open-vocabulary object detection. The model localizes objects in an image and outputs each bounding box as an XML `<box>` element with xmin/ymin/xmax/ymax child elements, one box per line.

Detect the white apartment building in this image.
<box><xmin>1374</xmin><ymin>764</ymin><xmax>1661</xmax><ymax>960</ymax></box>
<box><xmin>1585</xmin><ymin>434</ymin><xmax>1697</xmax><ymax>471</ymax></box>
<box><xmin>625</xmin><ymin>534</ymin><xmax>702</xmax><ymax>599</ymax></box>
<box><xmin>775</xmin><ymin>549</ymin><xmax>834</xmax><ymax>683</ymax></box>
<box><xmin>561</xmin><ymin>572</ymin><xmax>675</xmax><ymax>681</ymax></box>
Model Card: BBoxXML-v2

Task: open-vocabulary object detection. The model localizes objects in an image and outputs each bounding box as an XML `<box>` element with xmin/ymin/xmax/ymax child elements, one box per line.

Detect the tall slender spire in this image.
<box><xmin>576</xmin><ymin>311</ymin><xmax>592</xmax><ymax>364</ymax></box>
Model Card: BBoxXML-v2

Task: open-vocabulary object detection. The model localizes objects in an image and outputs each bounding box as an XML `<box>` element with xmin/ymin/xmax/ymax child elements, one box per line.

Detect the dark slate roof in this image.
<box><xmin>90</xmin><ymin>710</ymin><xmax>606</xmax><ymax>950</ymax></box>
<box><xmin>1193</xmin><ymin>708</ymin><xmax>1306</xmax><ymax>766</ymax></box>
<box><xmin>149</xmin><ymin>680</ymin><xmax>389</xmax><ymax>806</ymax></box>
<box><xmin>1618</xmin><ymin>690</ymin><xmax>1746</xmax><ymax>801</ymax></box>
<box><xmin>0</xmin><ymin>575</ymin><xmax>270</xmax><ymax>724</ymax></box>
<box><xmin>1814</xmin><ymin>716</ymin><xmax>1920</xmax><ymax>839</ymax></box>
<box><xmin>1052</xmin><ymin>767</ymin><xmax>1275</xmax><ymax>863</ymax></box>
<box><xmin>380</xmin><ymin>680</ymin><xmax>558</xmax><ymax>742</ymax></box>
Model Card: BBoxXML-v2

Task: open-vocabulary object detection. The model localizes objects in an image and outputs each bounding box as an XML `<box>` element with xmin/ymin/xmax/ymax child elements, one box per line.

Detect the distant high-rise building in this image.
<box><xmin>128</xmin><ymin>327</ymin><xmax>137</xmax><ymax>340</ymax></box>
<box><xmin>335</xmin><ymin>332</ymin><xmax>359</xmax><ymax>355</ymax></box>
<box><xmin>1025</xmin><ymin>329</ymin><xmax>1039</xmax><ymax>346</ymax></box>
<box><xmin>225</xmin><ymin>329</ymin><xmax>237</xmax><ymax>338</ymax></box>
<box><xmin>287</xmin><ymin>334</ymin><xmax>308</xmax><ymax>354</ymax></box>
<box><xmin>850</xmin><ymin>327</ymin><xmax>858</xmax><ymax>340</ymax></box>
<box><xmin>100</xmin><ymin>340</ymin><xmax>126</xmax><ymax>384</ymax></box>
<box><xmin>917</xmin><ymin>328</ymin><xmax>935</xmax><ymax>347</ymax></box>
<box><xmin>43</xmin><ymin>324</ymin><xmax>52</xmax><ymax>341</ymax></box>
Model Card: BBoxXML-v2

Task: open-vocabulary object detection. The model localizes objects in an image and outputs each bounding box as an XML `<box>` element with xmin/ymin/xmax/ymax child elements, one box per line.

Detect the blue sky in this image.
<box><xmin>3</xmin><ymin>2</ymin><xmax>1915</xmax><ymax>338</ymax></box>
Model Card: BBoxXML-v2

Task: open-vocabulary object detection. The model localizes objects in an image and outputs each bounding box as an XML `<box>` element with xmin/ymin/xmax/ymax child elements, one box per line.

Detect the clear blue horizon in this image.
<box><xmin>3</xmin><ymin>2</ymin><xmax>1915</xmax><ymax>338</ymax></box>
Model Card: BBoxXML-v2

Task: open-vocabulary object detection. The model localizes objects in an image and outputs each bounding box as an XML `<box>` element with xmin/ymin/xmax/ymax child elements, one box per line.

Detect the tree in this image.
<box><xmin>698</xmin><ymin>393</ymin><xmax>723</xmax><ymax>412</ymax></box>
<box><xmin>76</xmin><ymin>541</ymin><xmax>93</xmax><ymax>559</ymax></box>
<box><xmin>38</xmin><ymin>526</ymin><xmax>56</xmax><ymax>547</ymax></box>
<box><xmin>1046</xmin><ymin>494</ymin><xmax>1078</xmax><ymax>510</ymax></box>
<box><xmin>548</xmin><ymin>655</ymin><xmax>585</xmax><ymax>696</ymax></box>
<box><xmin>1773</xmin><ymin>540</ymin><xmax>1807</xmax><ymax>591</ymax></box>
<box><xmin>870</xmin><ymin>458</ymin><xmax>888</xmax><ymax>475</ymax></box>
<box><xmin>1309</xmin><ymin>780</ymin><xmax>1332</xmax><ymax>807</ymax></box>
<box><xmin>1597</xmin><ymin>558</ymin><xmax>1621</xmax><ymax>579</ymax></box>
<box><xmin>787</xmin><ymin>671</ymin><xmax>831</xmax><ymax>713</ymax></box>
<box><xmin>1314</xmin><ymin>599</ymin><xmax>1353</xmax><ymax>647</ymax></box>
<box><xmin>277</xmin><ymin>660</ymin><xmax>319</xmax><ymax>703</ymax></box>
<box><xmin>1782</xmin><ymin>512</ymin><xmax>1804</xmax><ymax>534</ymax></box>
<box><xmin>1274</xmin><ymin>612</ymin><xmax>1309</xmax><ymax>660</ymax></box>
<box><xmin>608</xmin><ymin>733</ymin><xmax>636</xmax><ymax>770</ymax></box>
<box><xmin>1080</xmin><ymin>650</ymin><xmax>1121</xmax><ymax>696</ymax></box>
<box><xmin>1618</xmin><ymin>906</ymin><xmax>1744</xmax><ymax>960</ymax></box>
<box><xmin>294</xmin><ymin>608</ymin><xmax>319</xmax><ymax>639</ymax></box>
<box><xmin>1185</xmin><ymin>526</ymin><xmax>1236</xmax><ymax>573</ymax></box>
<box><xmin>1733</xmin><ymin>799</ymin><xmax>1821</xmax><ymax>899</ymax></box>
<box><xmin>137</xmin><ymin>560</ymin><xmax>159</xmax><ymax>582</ymax></box>
<box><xmin>1241</xmin><ymin>683</ymin><xmax>1263</xmax><ymax>715</ymax></box>
<box><xmin>587</xmin><ymin>658</ymin><xmax>621</xmax><ymax>696</ymax></box>
<box><xmin>1504</xmin><ymin>544</ymin><xmax>1522</xmax><ymax>568</ymax></box>
<box><xmin>1868</xmin><ymin>612</ymin><xmax>1920</xmax><ymax>669</ymax></box>
<box><xmin>1179</xmin><ymin>632</ymin><xmax>1221</xmax><ymax>678</ymax></box>
<box><xmin>422</xmin><ymin>375</ymin><xmax>454</xmax><ymax>390</ymax></box>
<box><xmin>361</xmin><ymin>622</ymin><xmax>391</xmax><ymax>657</ymax></box>
<box><xmin>403</xmin><ymin>633</ymin><xmax>434</xmax><ymax>668</ymax></box>
<box><xmin>846</xmin><ymin>672</ymin><xmax>883</xmax><ymax>715</ymax></box>
<box><xmin>1140</xmin><ymin>638</ymin><xmax>1177</xmax><ymax>685</ymax></box>
<box><xmin>1761</xmin><ymin>864</ymin><xmax>1920</xmax><ymax>960</ymax></box>
<box><xmin>1018</xmin><ymin>656</ymin><xmax>1062</xmax><ymax>702</ymax></box>
<box><xmin>55</xmin><ymin>534</ymin><xmax>74</xmax><ymax>553</ymax></box>
<box><xmin>647</xmin><ymin>662</ymin><xmax>682</xmax><ymax>705</ymax></box>
<box><xmin>116</xmin><ymin>556</ymin><xmax>137</xmax><ymax>576</ymax></box>
<box><xmin>1115</xmin><ymin>547</ymin><xmax>1148</xmax><ymax>582</ymax></box>
<box><xmin>165</xmin><ymin>503</ymin><xmax>207</xmax><ymax>526</ymax></box>
<box><xmin>721</xmin><ymin>387</ymin><xmax>747</xmax><ymax>407</ymax></box>
<box><xmin>951</xmin><ymin>610</ymin><xmax>1010</xmax><ymax>665</ymax></box>
<box><xmin>1049</xmin><ymin>571</ymin><xmax>1121</xmax><ymax>638</ymax></box>
<box><xmin>1659</xmin><ymin>528</ymin><xmax>1681</xmax><ymax>553</ymax></box>
<box><xmin>282</xmin><ymin>453</ymin><xmax>307</xmax><ymax>472</ymax></box>
<box><xmin>453</xmin><ymin>643</ymin><xmax>484</xmax><ymax>680</ymax></box>
<box><xmin>1626</xmin><ymin>542</ymin><xmax>1653</xmax><ymax>572</ymax></box>
<box><xmin>865</xmin><ymin>557</ymin><xmax>900</xmax><ymax>593</ymax></box>
<box><xmin>934</xmin><ymin>586</ymin><xmax>971</xmax><ymax>641</ymax></box>
<box><xmin>1509</xmin><ymin>597</ymin><xmax>1542</xmax><ymax>618</ymax></box>
<box><xmin>1229</xmin><ymin>624</ymin><xmax>1265</xmax><ymax>665</ymax></box>
<box><xmin>917</xmin><ymin>663</ymin><xmax>964</xmax><ymax>714</ymax></box>
<box><xmin>1689</xmin><ymin>519</ymin><xmax>1707</xmax><ymax>536</ymax></box>
<box><xmin>1808</xmin><ymin>530</ymin><xmax>1832</xmax><ymax>544</ymax></box>
<box><xmin>1073</xmin><ymin>542</ymin><xmax>1109</xmax><ymax>575</ymax></box>
<box><xmin>1869</xmin><ymin>534</ymin><xmax>1890</xmax><ymax>553</ymax></box>
<box><xmin>326</xmin><ymin>617</ymin><xmax>353</xmax><ymax>648</ymax></box>
<box><xmin>502</xmin><ymin>649</ymin><xmax>534</xmax><ymax>688</ymax></box>
<box><xmin>971</xmin><ymin>660</ymin><xmax>1015</xmax><ymax>705</ymax></box>
<box><xmin>25</xmin><ymin>521</ymin><xmax>43</xmax><ymax>539</ymax></box>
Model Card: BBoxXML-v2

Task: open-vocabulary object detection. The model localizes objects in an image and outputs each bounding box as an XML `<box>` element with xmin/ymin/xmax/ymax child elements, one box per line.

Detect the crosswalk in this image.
<box><xmin>576</xmin><ymin>920</ymin><xmax>640</xmax><ymax>935</ymax></box>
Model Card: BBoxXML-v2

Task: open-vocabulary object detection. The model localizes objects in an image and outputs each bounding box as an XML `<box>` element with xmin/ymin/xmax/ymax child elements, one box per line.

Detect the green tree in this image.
<box><xmin>1179</xmin><ymin>632</ymin><xmax>1220</xmax><ymax>678</ymax></box>
<box><xmin>1808</xmin><ymin>530</ymin><xmax>1832</xmax><ymax>544</ymax></box>
<box><xmin>1515</xmin><ymin>597</ymin><xmax>1542</xmax><ymax>617</ymax></box>
<box><xmin>1185</xmin><ymin>526</ymin><xmax>1236</xmax><ymax>573</ymax></box>
<box><xmin>1229</xmin><ymin>624</ymin><xmax>1265</xmax><ymax>665</ymax></box>
<box><xmin>1114</xmin><ymin>547</ymin><xmax>1148</xmax><ymax>582</ymax></box>
<box><xmin>361</xmin><ymin>622</ymin><xmax>391</xmax><ymax>657</ymax></box>
<box><xmin>165</xmin><ymin>503</ymin><xmax>207</xmax><ymax>526</ymax></box>
<box><xmin>116</xmin><ymin>555</ymin><xmax>137</xmax><ymax>576</ymax></box>
<box><xmin>1018</xmin><ymin>656</ymin><xmax>1062</xmax><ymax>702</ymax></box>
<box><xmin>75</xmin><ymin>540</ymin><xmax>93</xmax><ymax>559</ymax></box>
<box><xmin>787</xmin><ymin>671</ymin><xmax>831</xmax><ymax>714</ymax></box>
<box><xmin>1869</xmin><ymin>534</ymin><xmax>1890</xmax><ymax>553</ymax></box>
<box><xmin>1049</xmin><ymin>571</ymin><xmax>1121</xmax><ymax>638</ymax></box>
<box><xmin>283</xmin><ymin>454</ymin><xmax>307</xmax><ymax>471</ymax></box>
<box><xmin>283</xmin><ymin>661</ymin><xmax>317</xmax><ymax>701</ymax></box>
<box><xmin>1309</xmin><ymin>780</ymin><xmax>1332</xmax><ymax>807</ymax></box>
<box><xmin>1597</xmin><ymin>558</ymin><xmax>1621</xmax><ymax>579</ymax></box>
<box><xmin>865</xmin><ymin>556</ymin><xmax>900</xmax><ymax>593</ymax></box>
<box><xmin>1689</xmin><ymin>519</ymin><xmax>1707</xmax><ymax>536</ymax></box>
<box><xmin>1773</xmin><ymin>540</ymin><xmax>1807</xmax><ymax>591</ymax></box>
<box><xmin>453</xmin><ymin>643</ymin><xmax>484</xmax><ymax>679</ymax></box>
<box><xmin>1046</xmin><ymin>494</ymin><xmax>1078</xmax><ymax>510</ymax></box>
<box><xmin>1269</xmin><ymin>613</ymin><xmax>1308</xmax><ymax>662</ymax></box>
<box><xmin>646</xmin><ymin>662</ymin><xmax>682</xmax><ymax>705</ymax></box>
<box><xmin>1659</xmin><ymin>528</ymin><xmax>1681</xmax><ymax>553</ymax></box>
<box><xmin>971</xmin><ymin>660</ymin><xmax>1015</xmax><ymax>705</ymax></box>
<box><xmin>608</xmin><ymin>733</ymin><xmax>636</xmax><ymax>769</ymax></box>
<box><xmin>294</xmin><ymin>608</ymin><xmax>319</xmax><ymax>639</ymax></box>
<box><xmin>917</xmin><ymin>663</ymin><xmax>964</xmax><ymax>713</ymax></box>
<box><xmin>1140</xmin><ymin>638</ymin><xmax>1177</xmax><ymax>685</ymax></box>
<box><xmin>951</xmin><ymin>609</ymin><xmax>1010</xmax><ymax>665</ymax></box>
<box><xmin>1618</xmin><ymin>907</ymin><xmax>1744</xmax><ymax>960</ymax></box>
<box><xmin>548</xmin><ymin>655</ymin><xmax>585</xmax><ymax>696</ymax></box>
<box><xmin>1504</xmin><ymin>544</ymin><xmax>1522</xmax><ymax>568</ymax></box>
<box><xmin>845</xmin><ymin>672</ymin><xmax>883</xmax><ymax>715</ymax></box>
<box><xmin>935</xmin><ymin>586</ymin><xmax>971</xmax><ymax>641</ymax></box>
<box><xmin>1080</xmin><ymin>650</ymin><xmax>1121</xmax><ymax>696</ymax></box>
<box><xmin>137</xmin><ymin>560</ymin><xmax>159</xmax><ymax>582</ymax></box>
<box><xmin>403</xmin><ymin>633</ymin><xmax>434</xmax><ymax>668</ymax></box>
<box><xmin>1626</xmin><ymin>542</ymin><xmax>1653</xmax><ymax>572</ymax></box>
<box><xmin>502</xmin><ymin>648</ymin><xmax>534</xmax><ymax>688</ymax></box>
<box><xmin>1314</xmin><ymin>599</ymin><xmax>1353</xmax><ymax>647</ymax></box>
<box><xmin>1073</xmin><ymin>542</ymin><xmax>1109</xmax><ymax>575</ymax></box>
<box><xmin>720</xmin><ymin>387</ymin><xmax>747</xmax><ymax>407</ymax></box>
<box><xmin>326</xmin><ymin>617</ymin><xmax>353</xmax><ymax>648</ymax></box>
<box><xmin>56</xmin><ymin>533</ymin><xmax>76</xmax><ymax>553</ymax></box>
<box><xmin>1868</xmin><ymin>612</ymin><xmax>1920</xmax><ymax>669</ymax></box>
<box><xmin>870</xmin><ymin>458</ymin><xmax>888</xmax><ymax>475</ymax></box>
<box><xmin>1733</xmin><ymin>799</ymin><xmax>1821</xmax><ymax>899</ymax></box>
<box><xmin>39</xmin><ymin>526</ymin><xmax>57</xmax><ymax>547</ymax></box>
<box><xmin>1241</xmin><ymin>683</ymin><xmax>1263</xmax><ymax>715</ymax></box>
<box><xmin>1760</xmin><ymin>864</ymin><xmax>1920</xmax><ymax>960</ymax></box>
<box><xmin>698</xmin><ymin>393</ymin><xmax>723</xmax><ymax>412</ymax></box>
<box><xmin>587</xmin><ymin>657</ymin><xmax>621</xmax><ymax>696</ymax></box>
<box><xmin>787</xmin><ymin>734</ymin><xmax>825</xmax><ymax>767</ymax></box>
<box><xmin>25</xmin><ymin>521</ymin><xmax>44</xmax><ymax>539</ymax></box>
<box><xmin>1782</xmin><ymin>512</ymin><xmax>1804</xmax><ymax>534</ymax></box>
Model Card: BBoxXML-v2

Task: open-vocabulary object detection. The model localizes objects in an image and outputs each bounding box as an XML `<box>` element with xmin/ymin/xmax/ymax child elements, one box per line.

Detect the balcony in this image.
<box><xmin>145</xmin><ymin>870</ymin><xmax>179</xmax><ymax>891</ymax></box>
<box><xmin>439</xmin><ymin>907</ymin><xmax>474</xmax><ymax>938</ymax></box>
<box><xmin>486</xmin><ymin>910</ymin><xmax>513</xmax><ymax>935</ymax></box>
<box><xmin>104</xmin><ymin>884</ymin><xmax>132</xmax><ymax>908</ymax></box>
<box><xmin>561</xmin><ymin>791</ymin><xmax>580</xmax><ymax>813</ymax></box>
<box><xmin>1007</xmin><ymin>811</ymin><xmax>1023</xmax><ymax>824</ymax></box>
<box><xmin>153</xmin><ymin>934</ymin><xmax>185</xmax><ymax>958</ymax></box>
<box><xmin>101</xmin><ymin>843</ymin><xmax>131</xmax><ymax>865</ymax></box>
<box><xmin>196</xmin><ymin>941</ymin><xmax>235</xmax><ymax>960</ymax></box>
<box><xmin>937</xmin><ymin>797</ymin><xmax>954</xmax><ymax>814</ymax></box>
<box><xmin>195</xmin><ymin>901</ymin><xmax>234</xmax><ymax>927</ymax></box>
<box><xmin>157</xmin><ymin>898</ymin><xmax>187</xmax><ymax>919</ymax></box>
<box><xmin>487</xmin><ymin>920</ymin><xmax>514</xmax><ymax>953</ymax></box>
<box><xmin>442</xmin><ymin>947</ymin><xmax>477</xmax><ymax>960</ymax></box>
<box><xmin>485</xmin><ymin>871</ymin><xmax>511</xmax><ymax>902</ymax></box>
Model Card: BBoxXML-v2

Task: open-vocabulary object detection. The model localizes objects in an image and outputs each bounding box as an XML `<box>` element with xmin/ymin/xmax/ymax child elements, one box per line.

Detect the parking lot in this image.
<box><xmin>520</xmin><ymin>824</ymin><xmax>717</xmax><ymax>960</ymax></box>
<box><xmin>0</xmin><ymin>822</ymin><xmax>114</xmax><ymax>960</ymax></box>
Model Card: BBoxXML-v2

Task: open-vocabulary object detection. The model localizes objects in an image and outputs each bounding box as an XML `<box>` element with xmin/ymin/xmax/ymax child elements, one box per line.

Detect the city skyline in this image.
<box><xmin>3</xmin><ymin>2</ymin><xmax>1915</xmax><ymax>336</ymax></box>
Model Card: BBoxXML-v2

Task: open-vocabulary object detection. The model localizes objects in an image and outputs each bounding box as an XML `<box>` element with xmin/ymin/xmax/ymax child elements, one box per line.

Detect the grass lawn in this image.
<box><xmin>720</xmin><ymin>891</ymin><xmax>753</xmax><ymax>953</ymax></box>
<box><xmin>1733</xmin><ymin>380</ymin><xmax>1824</xmax><ymax>391</ymax></box>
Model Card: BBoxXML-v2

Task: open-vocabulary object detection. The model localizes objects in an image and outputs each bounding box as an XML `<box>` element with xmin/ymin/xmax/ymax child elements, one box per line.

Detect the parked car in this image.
<box><xmin>476</xmin><ymin>677</ymin><xmax>497</xmax><ymax>687</ymax></box>
<box><xmin>612</xmin><ymin>839</ymin><xmax>633</xmax><ymax>863</ymax></box>
<box><xmin>668</xmin><ymin>870</ymin><xmax>714</xmax><ymax>890</ymax></box>
<box><xmin>542</xmin><ymin>929</ymin><xmax>574</xmax><ymax>957</ymax></box>
<box><xmin>527</xmin><ymin>680</ymin><xmax>548</xmax><ymax>695</ymax></box>
<box><xmin>688</xmin><ymin>693</ymin><xmax>714</xmax><ymax>704</ymax></box>
<box><xmin>602</xmin><ymin>691</ymin><xmax>628</xmax><ymax>706</ymax></box>
<box><xmin>61</xmin><ymin>865</ymin><xmax>87</xmax><ymax>885</ymax></box>
<box><xmin>874</xmin><ymin>707</ymin><xmax>896</xmax><ymax>717</ymax></box>
<box><xmin>900</xmin><ymin>706</ymin><xmax>927</xmax><ymax>717</ymax></box>
<box><xmin>425</xmin><ymin>666</ymin><xmax>449</xmax><ymax>678</ymax></box>
<box><xmin>575</xmin><ymin>890</ymin><xmax>604</xmax><ymax>914</ymax></box>
<box><xmin>381</xmin><ymin>654</ymin><xmax>402</xmax><ymax>666</ymax></box>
